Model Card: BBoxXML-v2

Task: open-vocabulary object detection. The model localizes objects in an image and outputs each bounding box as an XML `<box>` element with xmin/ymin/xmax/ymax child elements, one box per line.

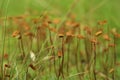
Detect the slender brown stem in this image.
<box><xmin>67</xmin><ymin>43</ymin><xmax>70</xmax><ymax>75</ymax></box>
<box><xmin>61</xmin><ymin>38</ymin><xmax>64</xmax><ymax>78</ymax></box>
<box><xmin>75</xmin><ymin>39</ymin><xmax>82</xmax><ymax>80</ymax></box>
<box><xmin>113</xmin><ymin>36</ymin><xmax>116</xmax><ymax>80</ymax></box>
<box><xmin>1</xmin><ymin>13</ymin><xmax>7</xmax><ymax>80</ymax></box>
<box><xmin>49</xmin><ymin>30</ymin><xmax>57</xmax><ymax>75</ymax></box>
<box><xmin>58</xmin><ymin>37</ymin><xmax>64</xmax><ymax>79</ymax></box>
<box><xmin>19</xmin><ymin>35</ymin><xmax>25</xmax><ymax>57</ymax></box>
<box><xmin>93</xmin><ymin>43</ymin><xmax>97</xmax><ymax>80</ymax></box>
<box><xmin>84</xmin><ymin>36</ymin><xmax>90</xmax><ymax>65</ymax></box>
<box><xmin>36</xmin><ymin>26</ymin><xmax>40</xmax><ymax>52</ymax></box>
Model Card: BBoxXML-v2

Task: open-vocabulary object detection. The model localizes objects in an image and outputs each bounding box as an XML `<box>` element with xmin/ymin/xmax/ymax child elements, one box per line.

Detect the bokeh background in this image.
<box><xmin>0</xmin><ymin>0</ymin><xmax>120</xmax><ymax>26</ymax></box>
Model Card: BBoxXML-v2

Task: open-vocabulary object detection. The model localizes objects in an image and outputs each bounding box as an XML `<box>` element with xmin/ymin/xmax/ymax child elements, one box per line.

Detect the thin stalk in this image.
<box><xmin>84</xmin><ymin>36</ymin><xmax>90</xmax><ymax>65</ymax></box>
<box><xmin>112</xmin><ymin>36</ymin><xmax>116</xmax><ymax>80</ymax></box>
<box><xmin>61</xmin><ymin>37</ymin><xmax>64</xmax><ymax>78</ymax></box>
<box><xmin>75</xmin><ymin>39</ymin><xmax>81</xmax><ymax>80</ymax></box>
<box><xmin>93</xmin><ymin>43</ymin><xmax>97</xmax><ymax>80</ymax></box>
<box><xmin>19</xmin><ymin>34</ymin><xmax>25</xmax><ymax>57</ymax></box>
<box><xmin>84</xmin><ymin>34</ymin><xmax>92</xmax><ymax>80</ymax></box>
<box><xmin>49</xmin><ymin>30</ymin><xmax>57</xmax><ymax>75</ymax></box>
<box><xmin>1</xmin><ymin>0</ymin><xmax>10</xmax><ymax>79</ymax></box>
<box><xmin>67</xmin><ymin>43</ymin><xmax>70</xmax><ymax>75</ymax></box>
<box><xmin>58</xmin><ymin>37</ymin><xmax>64</xmax><ymax>79</ymax></box>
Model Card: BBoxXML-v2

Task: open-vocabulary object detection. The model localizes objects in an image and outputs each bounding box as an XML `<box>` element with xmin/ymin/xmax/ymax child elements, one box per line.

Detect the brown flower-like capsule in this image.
<box><xmin>58</xmin><ymin>51</ymin><xmax>63</xmax><ymax>58</ymax></box>
<box><xmin>76</xmin><ymin>34</ymin><xmax>85</xmax><ymax>39</ymax></box>
<box><xmin>12</xmin><ymin>30</ymin><xmax>21</xmax><ymax>39</ymax></box>
<box><xmin>58</xmin><ymin>33</ymin><xmax>64</xmax><ymax>38</ymax></box>
<box><xmin>90</xmin><ymin>38</ymin><xmax>98</xmax><ymax>44</ymax></box>
<box><xmin>103</xmin><ymin>34</ymin><xmax>111</xmax><ymax>41</ymax></box>
<box><xmin>95</xmin><ymin>30</ymin><xmax>103</xmax><ymax>37</ymax></box>
<box><xmin>53</xmin><ymin>18</ymin><xmax>60</xmax><ymax>24</ymax></box>
<box><xmin>98</xmin><ymin>20</ymin><xmax>107</xmax><ymax>25</ymax></box>
<box><xmin>66</xmin><ymin>31</ymin><xmax>74</xmax><ymax>37</ymax></box>
<box><xmin>29</xmin><ymin>64</ymin><xmax>36</xmax><ymax>70</ymax></box>
<box><xmin>4</xmin><ymin>64</ymin><xmax>11</xmax><ymax>68</ymax></box>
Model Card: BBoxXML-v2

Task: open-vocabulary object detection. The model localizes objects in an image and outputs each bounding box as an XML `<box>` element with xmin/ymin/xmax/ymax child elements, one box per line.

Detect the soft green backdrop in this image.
<box><xmin>0</xmin><ymin>0</ymin><xmax>120</xmax><ymax>26</ymax></box>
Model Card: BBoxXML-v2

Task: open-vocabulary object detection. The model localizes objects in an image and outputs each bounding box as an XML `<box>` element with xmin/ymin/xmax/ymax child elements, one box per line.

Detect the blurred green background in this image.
<box><xmin>0</xmin><ymin>0</ymin><xmax>120</xmax><ymax>27</ymax></box>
